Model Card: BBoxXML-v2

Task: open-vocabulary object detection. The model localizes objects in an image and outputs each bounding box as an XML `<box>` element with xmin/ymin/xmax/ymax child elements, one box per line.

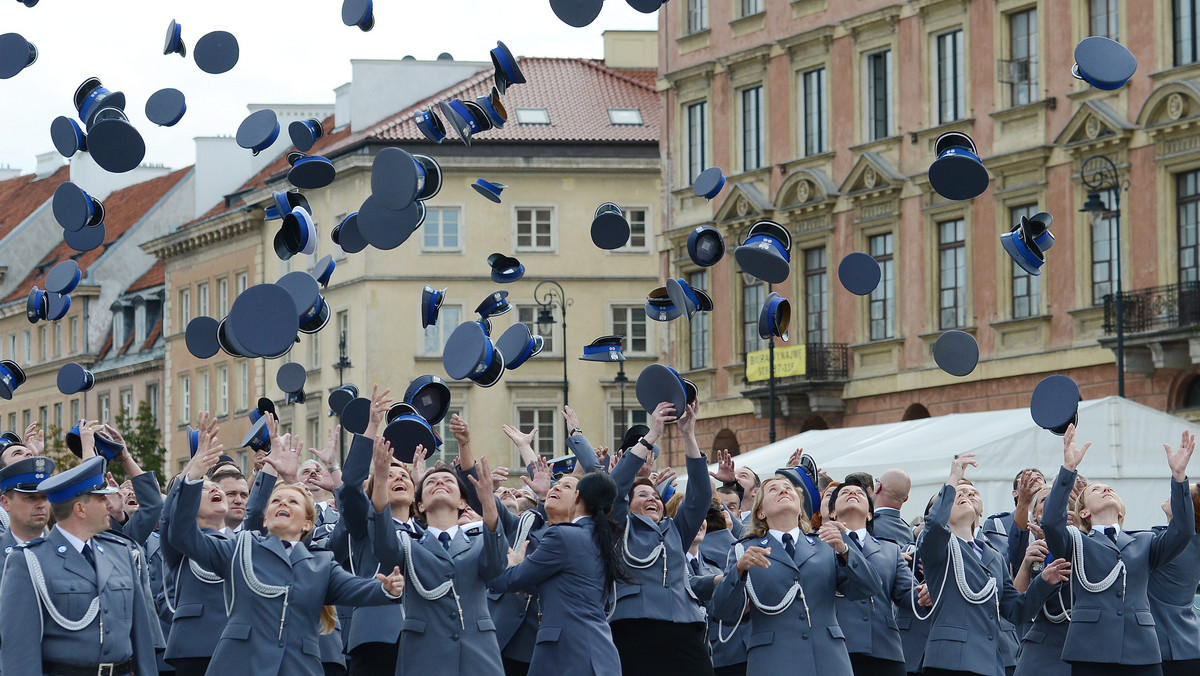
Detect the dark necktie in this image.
<box><xmin>782</xmin><ymin>533</ymin><xmax>796</xmax><ymax>559</ymax></box>
<box><xmin>438</xmin><ymin>531</ymin><xmax>452</xmax><ymax>551</ymax></box>
<box><xmin>81</xmin><ymin>542</ymin><xmax>96</xmax><ymax>570</ymax></box>
<box><xmin>848</xmin><ymin>531</ymin><xmax>863</xmax><ymax>551</ymax></box>
<box><xmin>1104</xmin><ymin>526</ymin><xmax>1118</xmax><ymax>545</ymax></box>
<box><xmin>689</xmin><ymin>556</ymin><xmax>701</xmax><ymax>575</ymax></box>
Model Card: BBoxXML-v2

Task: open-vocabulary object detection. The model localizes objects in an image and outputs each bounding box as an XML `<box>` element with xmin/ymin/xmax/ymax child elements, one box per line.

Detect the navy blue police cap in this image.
<box><xmin>687</xmin><ymin>225</ymin><xmax>725</xmax><ymax>267</ymax></box>
<box><xmin>1031</xmin><ymin>375</ymin><xmax>1081</xmax><ymax>436</ymax></box>
<box><xmin>66</xmin><ymin>420</ymin><xmax>124</xmax><ymax>460</ymax></box>
<box><xmin>735</xmin><ymin>220</ymin><xmax>792</xmax><ymax>285</ymax></box>
<box><xmin>1072</xmin><ymin>36</ymin><xmax>1137</xmax><ymax>91</ymax></box>
<box><xmin>932</xmin><ymin>330</ymin><xmax>979</xmax><ymax>378</ymax></box>
<box><xmin>488</xmin><ymin>253</ymin><xmax>525</xmax><ymax>283</ymax></box>
<box><xmin>289</xmin><ymin>118</ymin><xmax>325</xmax><ymax>152</ymax></box>
<box><xmin>194</xmin><ymin>30</ymin><xmax>239</xmax><ymax>75</ymax></box>
<box><xmin>422</xmin><ymin>285</ymin><xmax>447</xmax><ymax>329</ymax></box>
<box><xmin>490</xmin><ymin>41</ymin><xmax>526</xmax><ymax>95</ymax></box>
<box><xmin>0</xmin><ymin>456</ymin><xmax>55</xmax><ymax>493</ymax></box>
<box><xmin>496</xmin><ymin>323</ymin><xmax>544</xmax><ymax>370</ymax></box>
<box><xmin>929</xmin><ymin>131</ymin><xmax>988</xmax><ymax>201</ymax></box>
<box><xmin>404</xmin><ymin>375</ymin><xmax>452</xmax><ymax>425</ymax></box>
<box><xmin>37</xmin><ymin>456</ymin><xmax>116</xmax><ymax>504</ymax></box>
<box><xmin>592</xmin><ymin>202</ymin><xmax>631</xmax><ymax>250</ymax></box>
<box><xmin>0</xmin><ymin>32</ymin><xmax>37</xmax><ymax>80</ymax></box>
<box><xmin>1001</xmin><ymin>212</ymin><xmax>1055</xmax><ymax>276</ymax></box>
<box><xmin>580</xmin><ymin>335</ymin><xmax>625</xmax><ymax>362</ymax></box>
<box><xmin>163</xmin><ymin>19</ymin><xmax>186</xmax><ymax>57</ymax></box>
<box><xmin>757</xmin><ymin>291</ymin><xmax>790</xmax><ymax>341</ymax></box>
<box><xmin>145</xmin><ymin>88</ymin><xmax>187</xmax><ymax>127</ymax></box>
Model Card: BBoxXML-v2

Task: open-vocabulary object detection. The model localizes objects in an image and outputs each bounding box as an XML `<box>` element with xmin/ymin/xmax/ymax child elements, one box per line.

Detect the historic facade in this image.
<box><xmin>657</xmin><ymin>0</ymin><xmax>1200</xmax><ymax>458</ymax></box>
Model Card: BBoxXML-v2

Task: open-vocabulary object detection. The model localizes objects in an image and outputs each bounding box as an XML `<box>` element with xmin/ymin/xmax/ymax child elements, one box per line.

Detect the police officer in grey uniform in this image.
<box><xmin>0</xmin><ymin>456</ymin><xmax>158</xmax><ymax>676</ymax></box>
<box><xmin>0</xmin><ymin>456</ymin><xmax>55</xmax><ymax>563</ymax></box>
<box><xmin>1043</xmin><ymin>426</ymin><xmax>1196</xmax><ymax>676</ymax></box>
<box><xmin>1147</xmin><ymin>483</ymin><xmax>1200</xmax><ymax>676</ymax></box>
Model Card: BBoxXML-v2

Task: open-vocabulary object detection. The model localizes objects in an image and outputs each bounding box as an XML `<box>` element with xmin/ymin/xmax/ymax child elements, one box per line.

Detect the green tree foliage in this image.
<box><xmin>113</xmin><ymin>401</ymin><xmax>167</xmax><ymax>485</ymax></box>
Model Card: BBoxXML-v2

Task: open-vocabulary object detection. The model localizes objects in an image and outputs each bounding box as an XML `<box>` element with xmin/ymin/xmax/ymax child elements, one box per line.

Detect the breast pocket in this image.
<box><xmin>402</xmin><ymin>618</ymin><xmax>427</xmax><ymax>635</ymax></box>
<box><xmin>49</xmin><ymin>579</ymin><xmax>96</xmax><ymax>620</ymax></box>
<box><xmin>1135</xmin><ymin>610</ymin><xmax>1156</xmax><ymax>627</ymax></box>
<box><xmin>106</xmin><ymin>576</ymin><xmax>134</xmax><ymax>618</ymax></box>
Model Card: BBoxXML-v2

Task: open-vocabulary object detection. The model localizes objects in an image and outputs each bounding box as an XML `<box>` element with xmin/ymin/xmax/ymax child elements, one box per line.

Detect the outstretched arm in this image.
<box><xmin>1151</xmin><ymin>430</ymin><xmax>1196</xmax><ymax>568</ymax></box>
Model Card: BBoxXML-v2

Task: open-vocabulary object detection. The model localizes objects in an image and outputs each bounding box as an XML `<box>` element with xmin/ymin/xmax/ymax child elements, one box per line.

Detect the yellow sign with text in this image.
<box><xmin>745</xmin><ymin>345</ymin><xmax>806</xmax><ymax>382</ymax></box>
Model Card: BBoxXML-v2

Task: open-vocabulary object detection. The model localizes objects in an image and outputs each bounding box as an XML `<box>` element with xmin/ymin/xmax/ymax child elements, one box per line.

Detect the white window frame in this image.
<box><xmin>739</xmin><ymin>85</ymin><xmax>765</xmax><ymax>172</ymax></box>
<box><xmin>610</xmin><ymin>304</ymin><xmax>650</xmax><ymax>356</ymax></box>
<box><xmin>800</xmin><ymin>67</ymin><xmax>828</xmax><ymax>157</ymax></box>
<box><xmin>514</xmin><ymin>206</ymin><xmax>557</xmax><ymax>253</ymax></box>
<box><xmin>422</xmin><ymin>305</ymin><xmax>462</xmax><ymax>356</ymax></box>
<box><xmin>934</xmin><ymin>29</ymin><xmax>965</xmax><ymax>125</ymax></box>
<box><xmin>421</xmin><ymin>206</ymin><xmax>463</xmax><ymax>252</ymax></box>
<box><xmin>864</xmin><ymin>49</ymin><xmax>893</xmax><ymax>141</ymax></box>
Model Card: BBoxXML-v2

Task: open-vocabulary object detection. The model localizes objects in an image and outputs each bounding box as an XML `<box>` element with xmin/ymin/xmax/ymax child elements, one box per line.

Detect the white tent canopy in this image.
<box><xmin>694</xmin><ymin>396</ymin><xmax>1200</xmax><ymax>530</ymax></box>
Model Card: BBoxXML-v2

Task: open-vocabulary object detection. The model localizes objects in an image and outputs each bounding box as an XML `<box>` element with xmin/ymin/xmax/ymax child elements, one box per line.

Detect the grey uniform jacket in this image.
<box><xmin>698</xmin><ymin>527</ymin><xmax>750</xmax><ymax>668</ymax></box>
<box><xmin>834</xmin><ymin>533</ymin><xmax>913</xmax><ymax>663</ymax></box>
<box><xmin>489</xmin><ymin>518</ymin><xmax>622</xmax><ymax>676</ymax></box>
<box><xmin>0</xmin><ymin>527</ymin><xmax>158</xmax><ymax>676</ymax></box>
<box><xmin>1013</xmin><ymin>577</ymin><xmax>1072</xmax><ymax>676</ymax></box>
<box><xmin>334</xmin><ymin>433</ymin><xmax>413</xmax><ymax>653</ymax></box>
<box><xmin>167</xmin><ymin>478</ymin><xmax>398</xmax><ymax>676</ymax></box>
<box><xmin>111</xmin><ymin>471</ymin><xmax>164</xmax><ymax>548</ymax></box>
<box><xmin>460</xmin><ymin>464</ymin><xmax>546</xmax><ymax>664</ymax></box>
<box><xmin>1147</xmin><ymin>527</ymin><xmax>1200</xmax><ymax>661</ymax></box>
<box><xmin>918</xmin><ymin>484</ymin><xmax>1026</xmax><ymax>676</ymax></box>
<box><xmin>872</xmin><ymin>508</ymin><xmax>915</xmax><ymax>546</ymax></box>
<box><xmin>711</xmin><ymin>530</ymin><xmax>880</xmax><ymax>676</ymax></box>
<box><xmin>372</xmin><ymin>504</ymin><xmax>508</xmax><ymax>676</ymax></box>
<box><xmin>1043</xmin><ymin>465</ymin><xmax>1195</xmax><ymax>665</ymax></box>
<box><xmin>157</xmin><ymin>479</ymin><xmax>232</xmax><ymax>663</ymax></box>
<box><xmin>609</xmin><ymin>451</ymin><xmax>712</xmax><ymax>625</ymax></box>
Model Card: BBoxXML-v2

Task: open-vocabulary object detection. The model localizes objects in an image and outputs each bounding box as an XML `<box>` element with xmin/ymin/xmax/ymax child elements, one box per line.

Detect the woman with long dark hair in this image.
<box><xmin>609</xmin><ymin>399</ymin><xmax>713</xmax><ymax>676</ymax></box>
<box><xmin>487</xmin><ymin>471</ymin><xmax>623</xmax><ymax>675</ymax></box>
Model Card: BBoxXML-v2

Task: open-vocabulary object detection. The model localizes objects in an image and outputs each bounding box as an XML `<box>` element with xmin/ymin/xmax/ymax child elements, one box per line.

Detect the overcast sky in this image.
<box><xmin>0</xmin><ymin>1</ymin><xmax>658</xmax><ymax>174</ymax></box>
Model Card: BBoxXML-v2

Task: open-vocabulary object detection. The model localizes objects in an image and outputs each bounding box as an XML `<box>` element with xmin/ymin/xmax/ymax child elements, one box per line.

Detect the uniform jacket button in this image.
<box><xmin>451</xmin><ymin>633</ymin><xmax>460</xmax><ymax>641</ymax></box>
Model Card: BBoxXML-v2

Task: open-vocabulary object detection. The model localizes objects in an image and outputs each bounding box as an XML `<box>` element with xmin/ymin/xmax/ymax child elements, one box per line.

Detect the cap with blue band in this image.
<box><xmin>39</xmin><ymin>457</ymin><xmax>116</xmax><ymax>504</ymax></box>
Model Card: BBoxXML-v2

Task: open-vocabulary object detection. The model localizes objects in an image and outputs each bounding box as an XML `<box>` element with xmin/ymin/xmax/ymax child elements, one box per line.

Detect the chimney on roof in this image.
<box><xmin>334</xmin><ymin>82</ymin><xmax>352</xmax><ymax>132</ymax></box>
<box><xmin>35</xmin><ymin>151</ymin><xmax>63</xmax><ymax>179</ymax></box>
<box><xmin>603</xmin><ymin>30</ymin><xmax>657</xmax><ymax>70</ymax></box>
<box><xmin>347</xmin><ymin>57</ymin><xmax>489</xmax><ymax>132</ymax></box>
<box><xmin>0</xmin><ymin>164</ymin><xmax>20</xmax><ymax>182</ymax></box>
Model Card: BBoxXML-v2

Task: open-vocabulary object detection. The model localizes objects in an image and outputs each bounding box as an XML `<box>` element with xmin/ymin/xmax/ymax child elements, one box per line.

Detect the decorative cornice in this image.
<box><xmin>141</xmin><ymin>208</ymin><xmax>261</xmax><ymax>260</ymax></box>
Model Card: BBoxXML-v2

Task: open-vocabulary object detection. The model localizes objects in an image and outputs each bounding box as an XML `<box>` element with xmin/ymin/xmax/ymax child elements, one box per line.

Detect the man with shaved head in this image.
<box><xmin>873</xmin><ymin>468</ymin><xmax>914</xmax><ymax>546</ymax></box>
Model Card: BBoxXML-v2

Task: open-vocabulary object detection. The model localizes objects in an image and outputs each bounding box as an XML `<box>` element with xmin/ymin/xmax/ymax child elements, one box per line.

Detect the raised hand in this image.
<box><xmin>736</xmin><ymin>545</ymin><xmax>771</xmax><ymax>575</ymax></box>
<box><xmin>653</xmin><ymin>467</ymin><xmax>677</xmax><ymax>493</ymax></box>
<box><xmin>818</xmin><ymin>520</ymin><xmax>850</xmax><ymax>554</ymax></box>
<box><xmin>310</xmin><ymin>466</ymin><xmax>339</xmax><ymax>492</ymax></box>
<box><xmin>1165</xmin><ymin>430</ymin><xmax>1195</xmax><ymax>482</ymax></box>
<box><xmin>709</xmin><ymin>448</ymin><xmax>736</xmax><ymax>484</ymax></box>
<box><xmin>786</xmin><ymin>448</ymin><xmax>805</xmax><ymax>469</ymax></box>
<box><xmin>947</xmin><ymin>453</ymin><xmax>978</xmax><ymax>486</ymax></box>
<box><xmin>312</xmin><ymin>425</ymin><xmax>340</xmax><ymax>467</ymax></box>
<box><xmin>183</xmin><ymin>430</ymin><xmax>224</xmax><ymax>482</ymax></box>
<box><xmin>365</xmin><ymin>385</ymin><xmax>392</xmax><ymax>439</ymax></box>
<box><xmin>561</xmin><ymin>405</ymin><xmax>582</xmax><ymax>433</ymax></box>
<box><xmin>264</xmin><ymin>433</ymin><xmax>301</xmax><ymax>483</ymax></box>
<box><xmin>1062</xmin><ymin>424</ymin><xmax>1091</xmax><ymax>472</ymax></box>
<box><xmin>410</xmin><ymin>445</ymin><xmax>428</xmax><ymax>488</ymax></box>
<box><xmin>22</xmin><ymin>422</ymin><xmax>43</xmax><ymax>455</ymax></box>
<box><xmin>77</xmin><ymin>419</ymin><xmax>104</xmax><ymax>460</ymax></box>
<box><xmin>375</xmin><ymin>566</ymin><xmax>406</xmax><ymax>597</ymax></box>
<box><xmin>1023</xmin><ymin>538</ymin><xmax>1049</xmax><ymax>571</ymax></box>
<box><xmin>466</xmin><ymin>455</ymin><xmax>499</xmax><ymax>533</ymax></box>
<box><xmin>449</xmin><ymin>414</ymin><xmax>470</xmax><ymax>446</ymax></box>
<box><xmin>678</xmin><ymin>400</ymin><xmax>699</xmax><ymax>437</ymax></box>
<box><xmin>490</xmin><ymin>465</ymin><xmax>509</xmax><ymax>492</ymax></box>
<box><xmin>501</xmin><ymin>424</ymin><xmax>536</xmax><ymax>449</ymax></box>
<box><xmin>1040</xmin><ymin>558</ymin><xmax>1072</xmax><ymax>585</ymax></box>
<box><xmin>644</xmin><ymin>401</ymin><xmax>674</xmax><ymax>446</ymax></box>
<box><xmin>521</xmin><ymin>456</ymin><xmax>552</xmax><ymax>500</ymax></box>
<box><xmin>507</xmin><ymin>541</ymin><xmax>528</xmax><ymax>568</ymax></box>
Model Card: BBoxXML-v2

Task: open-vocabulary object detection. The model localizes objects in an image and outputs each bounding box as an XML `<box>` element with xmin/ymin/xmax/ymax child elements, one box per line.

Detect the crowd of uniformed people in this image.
<box><xmin>0</xmin><ymin>386</ymin><xmax>1199</xmax><ymax>676</ymax></box>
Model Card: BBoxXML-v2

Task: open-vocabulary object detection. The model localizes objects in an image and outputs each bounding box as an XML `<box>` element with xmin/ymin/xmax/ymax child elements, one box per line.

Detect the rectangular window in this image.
<box><xmin>517</xmin><ymin>306</ymin><xmax>554</xmax><ymax>353</ymax></box>
<box><xmin>1009</xmin><ymin>9</ymin><xmax>1038</xmax><ymax>106</ymax></box>
<box><xmin>515</xmin><ymin>208</ymin><xmax>554</xmax><ymax>251</ymax></box>
<box><xmin>1091</xmin><ymin>187</ymin><xmax>1119</xmax><ymax>305</ymax></box>
<box><xmin>147</xmin><ymin>383</ymin><xmax>159</xmax><ymax>423</ymax></box>
<box><xmin>1180</xmin><ymin>172</ymin><xmax>1200</xmax><ymax>287</ymax></box>
<box><xmin>54</xmin><ymin>324</ymin><xmax>61</xmax><ymax>358</ymax></box>
<box><xmin>805</xmin><ymin>247</ymin><xmax>828</xmax><ymax>343</ymax></box>
<box><xmin>740</xmin><ymin>86</ymin><xmax>764</xmax><ymax>171</ymax></box>
<box><xmin>8</xmin><ymin>334</ymin><xmax>15</xmax><ymax>361</ymax></box>
<box><xmin>611</xmin><ymin>408</ymin><xmax>649</xmax><ymax>450</ymax></box>
<box><xmin>308</xmin><ymin>332</ymin><xmax>320</xmax><ymax>370</ymax></box>
<box><xmin>688</xmin><ymin>270</ymin><xmax>710</xmax><ymax>369</ymax></box>
<box><xmin>199</xmin><ymin>371</ymin><xmax>210</xmax><ymax>414</ymax></box>
<box><xmin>1090</xmin><ymin>0</ymin><xmax>1119</xmax><ymax>40</ymax></box>
<box><xmin>69</xmin><ymin>317</ymin><xmax>78</xmax><ymax>354</ymax></box>
<box><xmin>869</xmin><ymin>233</ymin><xmax>896</xmax><ymax>340</ymax></box>
<box><xmin>21</xmin><ymin>410</ymin><xmax>29</xmax><ymax>431</ymax></box>
<box><xmin>197</xmin><ymin>282</ymin><xmax>209</xmax><ymax>318</ymax></box>
<box><xmin>180</xmin><ymin>375</ymin><xmax>191</xmax><ymax>423</ymax></box>
<box><xmin>686</xmin><ymin>101</ymin><xmax>708</xmax><ymax>183</ymax></box>
<box><xmin>422</xmin><ymin>305</ymin><xmax>462</xmax><ymax>355</ymax></box>
<box><xmin>179</xmin><ymin>288</ymin><xmax>191</xmax><ymax>327</ymax></box>
<box><xmin>38</xmin><ymin>326</ymin><xmax>47</xmax><ymax>361</ymax></box>
<box><xmin>68</xmin><ymin>401</ymin><xmax>77</xmax><ymax>429</ymax></box>
<box><xmin>236</xmin><ymin>272</ymin><xmax>249</xmax><ymax>296</ymax></box>
<box><xmin>514</xmin><ymin>108</ymin><xmax>550</xmax><ymax>125</ymax></box>
<box><xmin>422</xmin><ymin>207</ymin><xmax>461</xmax><ymax>252</ymax></box>
<box><xmin>802</xmin><ymin>68</ymin><xmax>827</xmax><ymax>156</ymax></box>
<box><xmin>238</xmin><ymin>361</ymin><xmax>249</xmax><ymax>411</ymax></box>
<box><xmin>743</xmin><ymin>281</ymin><xmax>767</xmax><ymax>355</ymax></box>
<box><xmin>687</xmin><ymin>0</ymin><xmax>709</xmax><ymax>34</ymax></box>
<box><xmin>38</xmin><ymin>406</ymin><xmax>47</xmax><ymax>433</ymax></box>
<box><xmin>866</xmin><ymin>50</ymin><xmax>893</xmax><ymax>141</ymax></box>
<box><xmin>98</xmin><ymin>393</ymin><xmax>110</xmax><ymax>425</ymax></box>
<box><xmin>430</xmin><ymin>407</ymin><xmax>463</xmax><ymax>465</ymax></box>
<box><xmin>120</xmin><ymin>389</ymin><xmax>133</xmax><ymax>419</ymax></box>
<box><xmin>53</xmin><ymin>403</ymin><xmax>62</xmax><ymax>434</ymax></box>
<box><xmin>623</xmin><ymin>208</ymin><xmax>648</xmax><ymax>250</ymax></box>
<box><xmin>8</xmin><ymin>412</ymin><xmax>16</xmax><ymax>432</ymax></box>
<box><xmin>517</xmin><ymin>407</ymin><xmax>558</xmax><ymax>459</ymax></box>
<box><xmin>337</xmin><ymin>311</ymin><xmax>349</xmax><ymax>351</ymax></box>
<box><xmin>1009</xmin><ymin>204</ymin><xmax>1042</xmax><ymax>319</ymax></box>
<box><xmin>218</xmin><ymin>365</ymin><xmax>229</xmax><ymax>417</ymax></box>
<box><xmin>217</xmin><ymin>277</ymin><xmax>229</xmax><ymax>315</ymax></box>
<box><xmin>22</xmin><ymin>330</ymin><xmax>30</xmax><ymax>363</ymax></box>
<box><xmin>936</xmin><ymin>30</ymin><xmax>965</xmax><ymax>124</ymax></box>
<box><xmin>308</xmin><ymin>419</ymin><xmax>320</xmax><ymax>455</ymax></box>
<box><xmin>938</xmin><ymin>219</ymin><xmax>967</xmax><ymax>329</ymax></box>
<box><xmin>742</xmin><ymin>0</ymin><xmax>763</xmax><ymax>16</ymax></box>
<box><xmin>608</xmin><ymin>109</ymin><xmax>643</xmax><ymax>125</ymax></box>
<box><xmin>611</xmin><ymin>306</ymin><xmax>648</xmax><ymax>354</ymax></box>
<box><xmin>1177</xmin><ymin>0</ymin><xmax>1200</xmax><ymax>65</ymax></box>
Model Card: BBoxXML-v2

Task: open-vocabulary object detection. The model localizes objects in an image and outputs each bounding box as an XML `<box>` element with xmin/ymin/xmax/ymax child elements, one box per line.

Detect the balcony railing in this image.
<box><xmin>1102</xmin><ymin>282</ymin><xmax>1200</xmax><ymax>335</ymax></box>
<box><xmin>806</xmin><ymin>343</ymin><xmax>849</xmax><ymax>381</ymax></box>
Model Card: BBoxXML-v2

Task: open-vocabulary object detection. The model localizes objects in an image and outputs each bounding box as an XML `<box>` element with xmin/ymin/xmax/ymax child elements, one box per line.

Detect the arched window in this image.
<box><xmin>902</xmin><ymin>403</ymin><xmax>931</xmax><ymax>421</ymax></box>
<box><xmin>713</xmin><ymin>428</ymin><xmax>740</xmax><ymax>456</ymax></box>
<box><xmin>801</xmin><ymin>415</ymin><xmax>828</xmax><ymax>432</ymax></box>
<box><xmin>1181</xmin><ymin>376</ymin><xmax>1200</xmax><ymax>409</ymax></box>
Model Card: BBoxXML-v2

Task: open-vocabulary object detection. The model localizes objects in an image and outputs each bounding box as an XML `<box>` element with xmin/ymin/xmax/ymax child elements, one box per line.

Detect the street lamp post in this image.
<box><xmin>614</xmin><ymin>361</ymin><xmax>628</xmax><ymax>445</ymax></box>
<box><xmin>1081</xmin><ymin>154</ymin><xmax>1126</xmax><ymax>397</ymax></box>
<box><xmin>332</xmin><ymin>331</ymin><xmax>353</xmax><ymax>464</ymax></box>
<box><xmin>535</xmin><ymin>281</ymin><xmax>572</xmax><ymax>414</ymax></box>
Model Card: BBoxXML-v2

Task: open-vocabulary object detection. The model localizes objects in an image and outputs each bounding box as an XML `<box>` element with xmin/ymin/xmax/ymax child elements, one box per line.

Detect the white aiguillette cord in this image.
<box><xmin>400</xmin><ymin>530</ymin><xmax>465</xmax><ymax>630</ymax></box>
<box><xmin>717</xmin><ymin>541</ymin><xmax>811</xmax><ymax>645</ymax></box>
<box><xmin>911</xmin><ymin>535</ymin><xmax>999</xmax><ymax>624</ymax></box>
<box><xmin>1064</xmin><ymin>525</ymin><xmax>1125</xmax><ymax>621</ymax></box>
<box><xmin>227</xmin><ymin>531</ymin><xmax>291</xmax><ymax>640</ymax></box>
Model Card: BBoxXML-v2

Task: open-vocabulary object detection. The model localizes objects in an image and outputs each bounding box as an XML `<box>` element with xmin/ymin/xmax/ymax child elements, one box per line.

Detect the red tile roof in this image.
<box><xmin>4</xmin><ymin>167</ymin><xmax>192</xmax><ymax>303</ymax></box>
<box><xmin>140</xmin><ymin>316</ymin><xmax>163</xmax><ymax>351</ymax></box>
<box><xmin>0</xmin><ymin>165</ymin><xmax>71</xmax><ymax>240</ymax></box>
<box><xmin>127</xmin><ymin>260</ymin><xmax>165</xmax><ymax>293</ymax></box>
<box><xmin>95</xmin><ymin>329</ymin><xmax>113</xmax><ymax>361</ymax></box>
<box><xmin>183</xmin><ymin>57</ymin><xmax>658</xmax><ymax>228</ymax></box>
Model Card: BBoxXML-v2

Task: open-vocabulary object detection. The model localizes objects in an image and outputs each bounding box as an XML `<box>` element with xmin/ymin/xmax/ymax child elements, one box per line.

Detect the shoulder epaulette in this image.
<box><xmin>17</xmin><ymin>536</ymin><xmax>45</xmax><ymax>548</ymax></box>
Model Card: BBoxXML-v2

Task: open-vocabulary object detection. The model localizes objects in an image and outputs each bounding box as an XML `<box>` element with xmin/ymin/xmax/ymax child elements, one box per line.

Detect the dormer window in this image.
<box><xmin>515</xmin><ymin>108</ymin><xmax>550</xmax><ymax>125</ymax></box>
<box><xmin>608</xmin><ymin>108</ymin><xmax>643</xmax><ymax>125</ymax></box>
